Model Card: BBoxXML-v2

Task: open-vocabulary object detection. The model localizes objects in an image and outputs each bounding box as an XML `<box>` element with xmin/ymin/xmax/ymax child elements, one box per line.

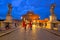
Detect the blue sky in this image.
<box><xmin>0</xmin><ymin>0</ymin><xmax>60</xmax><ymax>20</ymax></box>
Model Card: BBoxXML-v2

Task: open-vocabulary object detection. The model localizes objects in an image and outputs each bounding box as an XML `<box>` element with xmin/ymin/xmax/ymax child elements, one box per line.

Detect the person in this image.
<box><xmin>29</xmin><ymin>21</ymin><xmax>32</xmax><ymax>30</ymax></box>
<box><xmin>22</xmin><ymin>21</ymin><xmax>26</xmax><ymax>30</ymax></box>
<box><xmin>15</xmin><ymin>23</ymin><xmax>17</xmax><ymax>27</ymax></box>
<box><xmin>5</xmin><ymin>23</ymin><xmax>10</xmax><ymax>30</ymax></box>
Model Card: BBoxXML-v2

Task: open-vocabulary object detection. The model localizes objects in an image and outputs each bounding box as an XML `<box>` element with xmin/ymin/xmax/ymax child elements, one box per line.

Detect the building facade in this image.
<box><xmin>21</xmin><ymin>11</ymin><xmax>40</xmax><ymax>28</ymax></box>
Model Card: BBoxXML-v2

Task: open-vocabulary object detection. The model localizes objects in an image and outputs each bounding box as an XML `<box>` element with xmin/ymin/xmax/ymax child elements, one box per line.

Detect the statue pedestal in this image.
<box><xmin>46</xmin><ymin>21</ymin><xmax>51</xmax><ymax>29</ymax></box>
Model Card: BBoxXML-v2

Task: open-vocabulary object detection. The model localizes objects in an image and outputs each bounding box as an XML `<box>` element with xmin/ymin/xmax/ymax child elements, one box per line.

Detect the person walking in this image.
<box><xmin>15</xmin><ymin>23</ymin><xmax>17</xmax><ymax>27</ymax></box>
<box><xmin>5</xmin><ymin>23</ymin><xmax>9</xmax><ymax>30</ymax></box>
<box><xmin>29</xmin><ymin>21</ymin><xmax>32</xmax><ymax>30</ymax></box>
<box><xmin>22</xmin><ymin>21</ymin><xmax>26</xmax><ymax>30</ymax></box>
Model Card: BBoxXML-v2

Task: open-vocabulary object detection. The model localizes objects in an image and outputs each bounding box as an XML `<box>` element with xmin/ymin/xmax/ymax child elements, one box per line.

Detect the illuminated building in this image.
<box><xmin>21</xmin><ymin>11</ymin><xmax>40</xmax><ymax>27</ymax></box>
<box><xmin>22</xmin><ymin>11</ymin><xmax>40</xmax><ymax>22</ymax></box>
<box><xmin>0</xmin><ymin>20</ymin><xmax>5</xmax><ymax>30</ymax></box>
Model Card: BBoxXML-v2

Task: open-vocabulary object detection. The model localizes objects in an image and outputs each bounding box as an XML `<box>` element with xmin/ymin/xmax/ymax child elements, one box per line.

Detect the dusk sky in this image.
<box><xmin>0</xmin><ymin>0</ymin><xmax>60</xmax><ymax>20</ymax></box>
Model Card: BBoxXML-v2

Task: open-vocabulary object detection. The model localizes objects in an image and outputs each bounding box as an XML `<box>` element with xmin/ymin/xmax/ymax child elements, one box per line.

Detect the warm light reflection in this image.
<box><xmin>32</xmin><ymin>24</ymin><xmax>36</xmax><ymax>33</ymax></box>
<box><xmin>20</xmin><ymin>26</ymin><xmax>25</xmax><ymax>32</ymax></box>
<box><xmin>53</xmin><ymin>28</ymin><xmax>58</xmax><ymax>30</ymax></box>
<box><xmin>32</xmin><ymin>24</ymin><xmax>37</xmax><ymax>40</ymax></box>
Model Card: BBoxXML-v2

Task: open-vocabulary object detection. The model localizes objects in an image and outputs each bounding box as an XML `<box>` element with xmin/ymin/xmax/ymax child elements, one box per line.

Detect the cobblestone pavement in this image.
<box><xmin>0</xmin><ymin>27</ymin><xmax>60</xmax><ymax>40</ymax></box>
<box><xmin>0</xmin><ymin>27</ymin><xmax>18</xmax><ymax>37</ymax></box>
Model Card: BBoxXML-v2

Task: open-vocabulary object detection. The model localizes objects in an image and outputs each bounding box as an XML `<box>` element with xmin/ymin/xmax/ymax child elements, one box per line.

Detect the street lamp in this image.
<box><xmin>21</xmin><ymin>16</ymin><xmax>23</xmax><ymax>19</ymax></box>
<box><xmin>39</xmin><ymin>17</ymin><xmax>40</xmax><ymax>18</ymax></box>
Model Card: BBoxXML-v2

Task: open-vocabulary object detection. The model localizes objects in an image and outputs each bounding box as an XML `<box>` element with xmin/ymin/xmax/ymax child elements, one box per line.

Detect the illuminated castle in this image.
<box><xmin>22</xmin><ymin>11</ymin><xmax>40</xmax><ymax>22</ymax></box>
